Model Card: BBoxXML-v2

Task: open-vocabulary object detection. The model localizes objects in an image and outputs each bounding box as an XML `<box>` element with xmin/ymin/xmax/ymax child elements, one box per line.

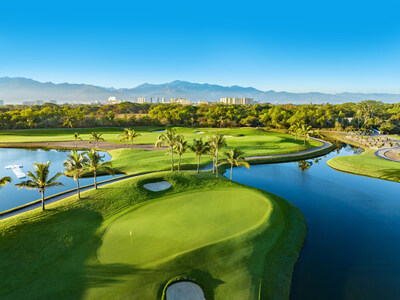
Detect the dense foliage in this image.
<box><xmin>1</xmin><ymin>100</ymin><xmax>399</xmax><ymax>133</ymax></box>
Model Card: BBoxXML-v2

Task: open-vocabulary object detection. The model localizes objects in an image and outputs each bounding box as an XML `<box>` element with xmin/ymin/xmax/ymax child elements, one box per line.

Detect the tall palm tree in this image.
<box><xmin>73</xmin><ymin>132</ymin><xmax>82</xmax><ymax>149</ymax></box>
<box><xmin>15</xmin><ymin>162</ymin><xmax>63</xmax><ymax>211</ymax></box>
<box><xmin>85</xmin><ymin>149</ymin><xmax>114</xmax><ymax>189</ymax></box>
<box><xmin>191</xmin><ymin>138</ymin><xmax>210</xmax><ymax>173</ymax></box>
<box><xmin>0</xmin><ymin>176</ymin><xmax>11</xmax><ymax>189</ymax></box>
<box><xmin>207</xmin><ymin>131</ymin><xmax>227</xmax><ymax>178</ymax></box>
<box><xmin>300</xmin><ymin>124</ymin><xmax>312</xmax><ymax>145</ymax></box>
<box><xmin>119</xmin><ymin>128</ymin><xmax>130</xmax><ymax>148</ymax></box>
<box><xmin>127</xmin><ymin>128</ymin><xmax>141</xmax><ymax>149</ymax></box>
<box><xmin>63</xmin><ymin>150</ymin><xmax>88</xmax><ymax>199</ymax></box>
<box><xmin>89</xmin><ymin>132</ymin><xmax>105</xmax><ymax>149</ymax></box>
<box><xmin>174</xmin><ymin>136</ymin><xmax>189</xmax><ymax>171</ymax></box>
<box><xmin>155</xmin><ymin>128</ymin><xmax>182</xmax><ymax>171</ymax></box>
<box><xmin>225</xmin><ymin>147</ymin><xmax>250</xmax><ymax>180</ymax></box>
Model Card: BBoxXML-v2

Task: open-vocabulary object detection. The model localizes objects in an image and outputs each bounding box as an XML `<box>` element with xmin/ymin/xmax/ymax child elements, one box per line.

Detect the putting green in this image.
<box><xmin>98</xmin><ymin>188</ymin><xmax>271</xmax><ymax>266</ymax></box>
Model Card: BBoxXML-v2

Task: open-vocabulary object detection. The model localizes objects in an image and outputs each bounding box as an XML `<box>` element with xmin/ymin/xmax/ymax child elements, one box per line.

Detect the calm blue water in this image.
<box><xmin>227</xmin><ymin>145</ymin><xmax>400</xmax><ymax>300</ymax></box>
<box><xmin>0</xmin><ymin>148</ymin><xmax>117</xmax><ymax>212</ymax></box>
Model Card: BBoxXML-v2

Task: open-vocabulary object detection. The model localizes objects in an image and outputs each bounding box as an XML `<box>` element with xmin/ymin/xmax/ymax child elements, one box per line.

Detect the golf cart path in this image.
<box><xmin>0</xmin><ymin>137</ymin><xmax>332</xmax><ymax>221</ymax></box>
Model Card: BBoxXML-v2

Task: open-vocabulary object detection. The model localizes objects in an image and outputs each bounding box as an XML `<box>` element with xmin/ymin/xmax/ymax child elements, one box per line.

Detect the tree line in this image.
<box><xmin>0</xmin><ymin>100</ymin><xmax>399</xmax><ymax>133</ymax></box>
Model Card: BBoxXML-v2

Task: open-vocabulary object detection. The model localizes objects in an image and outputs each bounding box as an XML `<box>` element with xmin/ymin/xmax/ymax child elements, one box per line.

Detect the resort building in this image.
<box><xmin>169</xmin><ymin>98</ymin><xmax>191</xmax><ymax>105</ymax></box>
<box><xmin>107</xmin><ymin>96</ymin><xmax>122</xmax><ymax>105</ymax></box>
<box><xmin>197</xmin><ymin>100</ymin><xmax>209</xmax><ymax>105</ymax></box>
<box><xmin>220</xmin><ymin>97</ymin><xmax>256</xmax><ymax>105</ymax></box>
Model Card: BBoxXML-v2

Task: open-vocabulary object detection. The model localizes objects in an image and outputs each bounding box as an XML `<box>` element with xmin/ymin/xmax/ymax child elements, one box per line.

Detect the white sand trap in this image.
<box><xmin>153</xmin><ymin>130</ymin><xmax>166</xmax><ymax>133</ymax></box>
<box><xmin>143</xmin><ymin>181</ymin><xmax>172</xmax><ymax>191</ymax></box>
<box><xmin>166</xmin><ymin>282</ymin><xmax>206</xmax><ymax>300</ymax></box>
<box><xmin>224</xmin><ymin>135</ymin><xmax>233</xmax><ymax>137</ymax></box>
<box><xmin>194</xmin><ymin>131</ymin><xmax>205</xmax><ymax>134</ymax></box>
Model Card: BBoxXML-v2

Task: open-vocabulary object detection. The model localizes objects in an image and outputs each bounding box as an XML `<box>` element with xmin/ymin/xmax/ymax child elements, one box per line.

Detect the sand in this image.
<box><xmin>166</xmin><ymin>282</ymin><xmax>205</xmax><ymax>300</ymax></box>
<box><xmin>143</xmin><ymin>181</ymin><xmax>172</xmax><ymax>191</ymax></box>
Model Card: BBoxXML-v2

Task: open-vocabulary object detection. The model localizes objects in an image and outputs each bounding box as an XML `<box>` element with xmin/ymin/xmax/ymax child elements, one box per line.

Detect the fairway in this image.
<box><xmin>98</xmin><ymin>189</ymin><xmax>270</xmax><ymax>266</ymax></box>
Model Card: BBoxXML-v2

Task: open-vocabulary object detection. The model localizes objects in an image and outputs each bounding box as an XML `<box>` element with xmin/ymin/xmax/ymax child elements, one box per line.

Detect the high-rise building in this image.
<box><xmin>137</xmin><ymin>97</ymin><xmax>146</xmax><ymax>104</ymax></box>
<box><xmin>107</xmin><ymin>96</ymin><xmax>122</xmax><ymax>105</ymax></box>
<box><xmin>220</xmin><ymin>97</ymin><xmax>256</xmax><ymax>105</ymax></box>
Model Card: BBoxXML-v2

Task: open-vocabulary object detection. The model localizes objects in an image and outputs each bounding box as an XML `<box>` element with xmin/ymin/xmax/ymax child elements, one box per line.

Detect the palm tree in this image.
<box><xmin>174</xmin><ymin>136</ymin><xmax>189</xmax><ymax>171</ymax></box>
<box><xmin>207</xmin><ymin>131</ymin><xmax>227</xmax><ymax>178</ymax></box>
<box><xmin>300</xmin><ymin>124</ymin><xmax>312</xmax><ymax>145</ymax></box>
<box><xmin>0</xmin><ymin>176</ymin><xmax>11</xmax><ymax>189</ymax></box>
<box><xmin>225</xmin><ymin>147</ymin><xmax>250</xmax><ymax>180</ymax></box>
<box><xmin>191</xmin><ymin>138</ymin><xmax>210</xmax><ymax>173</ymax></box>
<box><xmin>63</xmin><ymin>150</ymin><xmax>88</xmax><ymax>199</ymax></box>
<box><xmin>85</xmin><ymin>149</ymin><xmax>114</xmax><ymax>189</ymax></box>
<box><xmin>89</xmin><ymin>132</ymin><xmax>105</xmax><ymax>149</ymax></box>
<box><xmin>127</xmin><ymin>128</ymin><xmax>141</xmax><ymax>149</ymax></box>
<box><xmin>119</xmin><ymin>128</ymin><xmax>130</xmax><ymax>148</ymax></box>
<box><xmin>73</xmin><ymin>132</ymin><xmax>82</xmax><ymax>149</ymax></box>
<box><xmin>15</xmin><ymin>162</ymin><xmax>63</xmax><ymax>211</ymax></box>
<box><xmin>155</xmin><ymin>128</ymin><xmax>182</xmax><ymax>171</ymax></box>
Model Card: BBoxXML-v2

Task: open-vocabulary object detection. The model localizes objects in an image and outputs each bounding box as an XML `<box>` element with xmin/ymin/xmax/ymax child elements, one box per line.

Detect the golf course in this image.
<box><xmin>0</xmin><ymin>171</ymin><xmax>306</xmax><ymax>299</ymax></box>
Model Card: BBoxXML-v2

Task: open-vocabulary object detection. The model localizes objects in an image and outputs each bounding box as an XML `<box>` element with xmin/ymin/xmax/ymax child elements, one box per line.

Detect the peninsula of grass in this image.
<box><xmin>327</xmin><ymin>148</ymin><xmax>400</xmax><ymax>182</ymax></box>
<box><xmin>0</xmin><ymin>171</ymin><xmax>305</xmax><ymax>300</ymax></box>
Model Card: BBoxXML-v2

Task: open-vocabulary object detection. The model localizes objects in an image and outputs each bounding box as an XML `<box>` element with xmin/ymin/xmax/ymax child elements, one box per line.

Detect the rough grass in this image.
<box><xmin>0</xmin><ymin>171</ymin><xmax>306</xmax><ymax>300</ymax></box>
<box><xmin>327</xmin><ymin>149</ymin><xmax>400</xmax><ymax>182</ymax></box>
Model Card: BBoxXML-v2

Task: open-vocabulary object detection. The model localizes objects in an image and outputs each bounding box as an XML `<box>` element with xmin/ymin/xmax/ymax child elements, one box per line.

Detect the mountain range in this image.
<box><xmin>1</xmin><ymin>77</ymin><xmax>400</xmax><ymax>104</ymax></box>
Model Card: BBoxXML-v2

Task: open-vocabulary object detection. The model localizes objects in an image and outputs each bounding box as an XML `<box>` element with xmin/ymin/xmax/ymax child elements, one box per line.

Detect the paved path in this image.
<box><xmin>375</xmin><ymin>147</ymin><xmax>400</xmax><ymax>162</ymax></box>
<box><xmin>0</xmin><ymin>138</ymin><xmax>333</xmax><ymax>220</ymax></box>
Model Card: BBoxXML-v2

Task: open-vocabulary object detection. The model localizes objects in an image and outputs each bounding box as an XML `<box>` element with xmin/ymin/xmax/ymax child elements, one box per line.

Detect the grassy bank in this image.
<box><xmin>0</xmin><ymin>171</ymin><xmax>305</xmax><ymax>300</ymax></box>
<box><xmin>323</xmin><ymin>132</ymin><xmax>400</xmax><ymax>183</ymax></box>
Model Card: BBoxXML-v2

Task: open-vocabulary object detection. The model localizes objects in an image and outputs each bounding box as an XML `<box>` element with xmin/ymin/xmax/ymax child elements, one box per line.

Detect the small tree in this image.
<box><xmin>85</xmin><ymin>149</ymin><xmax>114</xmax><ymax>189</ymax></box>
<box><xmin>224</xmin><ymin>147</ymin><xmax>250</xmax><ymax>180</ymax></box>
<box><xmin>89</xmin><ymin>132</ymin><xmax>105</xmax><ymax>149</ymax></box>
<box><xmin>63</xmin><ymin>150</ymin><xmax>88</xmax><ymax>199</ymax></box>
<box><xmin>0</xmin><ymin>176</ymin><xmax>11</xmax><ymax>190</ymax></box>
<box><xmin>73</xmin><ymin>132</ymin><xmax>82</xmax><ymax>149</ymax></box>
<box><xmin>207</xmin><ymin>131</ymin><xmax>227</xmax><ymax>178</ymax></box>
<box><xmin>155</xmin><ymin>128</ymin><xmax>182</xmax><ymax>171</ymax></box>
<box><xmin>127</xmin><ymin>128</ymin><xmax>141</xmax><ymax>149</ymax></box>
<box><xmin>15</xmin><ymin>162</ymin><xmax>64</xmax><ymax>210</ymax></box>
<box><xmin>174</xmin><ymin>136</ymin><xmax>189</xmax><ymax>171</ymax></box>
<box><xmin>191</xmin><ymin>138</ymin><xmax>210</xmax><ymax>173</ymax></box>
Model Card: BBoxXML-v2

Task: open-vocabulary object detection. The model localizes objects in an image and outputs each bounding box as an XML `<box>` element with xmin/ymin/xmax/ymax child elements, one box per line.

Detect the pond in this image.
<box><xmin>0</xmin><ymin>148</ymin><xmax>118</xmax><ymax>213</ymax></box>
<box><xmin>227</xmin><ymin>144</ymin><xmax>400</xmax><ymax>300</ymax></box>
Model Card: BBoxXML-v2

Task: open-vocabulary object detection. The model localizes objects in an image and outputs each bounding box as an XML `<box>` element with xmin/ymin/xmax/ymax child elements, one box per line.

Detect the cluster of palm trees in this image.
<box><xmin>289</xmin><ymin>122</ymin><xmax>313</xmax><ymax>145</ymax></box>
<box><xmin>155</xmin><ymin>128</ymin><xmax>249</xmax><ymax>179</ymax></box>
<box><xmin>2</xmin><ymin>148</ymin><xmax>114</xmax><ymax>211</ymax></box>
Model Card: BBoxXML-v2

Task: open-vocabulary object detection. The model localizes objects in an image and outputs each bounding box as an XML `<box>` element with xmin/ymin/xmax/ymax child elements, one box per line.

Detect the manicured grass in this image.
<box><xmin>98</xmin><ymin>189</ymin><xmax>270</xmax><ymax>266</ymax></box>
<box><xmin>0</xmin><ymin>171</ymin><xmax>306</xmax><ymax>300</ymax></box>
<box><xmin>327</xmin><ymin>149</ymin><xmax>400</xmax><ymax>182</ymax></box>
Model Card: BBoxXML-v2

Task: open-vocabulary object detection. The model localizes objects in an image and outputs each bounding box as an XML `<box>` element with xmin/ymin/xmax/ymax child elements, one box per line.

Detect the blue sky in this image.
<box><xmin>1</xmin><ymin>0</ymin><xmax>400</xmax><ymax>93</ymax></box>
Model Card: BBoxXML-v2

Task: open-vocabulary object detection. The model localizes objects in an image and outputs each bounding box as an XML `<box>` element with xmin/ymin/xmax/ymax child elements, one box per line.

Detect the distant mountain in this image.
<box><xmin>1</xmin><ymin>77</ymin><xmax>400</xmax><ymax>104</ymax></box>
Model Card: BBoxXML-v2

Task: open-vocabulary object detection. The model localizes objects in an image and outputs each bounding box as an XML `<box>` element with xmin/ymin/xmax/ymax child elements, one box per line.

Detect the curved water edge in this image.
<box><xmin>227</xmin><ymin>143</ymin><xmax>400</xmax><ymax>299</ymax></box>
<box><xmin>0</xmin><ymin>148</ymin><xmax>120</xmax><ymax>213</ymax></box>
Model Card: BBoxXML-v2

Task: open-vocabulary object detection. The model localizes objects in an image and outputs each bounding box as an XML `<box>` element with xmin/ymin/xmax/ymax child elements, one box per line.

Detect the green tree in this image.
<box><xmin>119</xmin><ymin>128</ymin><xmax>130</xmax><ymax>148</ymax></box>
<box><xmin>207</xmin><ymin>131</ymin><xmax>227</xmax><ymax>178</ymax></box>
<box><xmin>174</xmin><ymin>136</ymin><xmax>189</xmax><ymax>171</ymax></box>
<box><xmin>190</xmin><ymin>138</ymin><xmax>210</xmax><ymax>173</ymax></box>
<box><xmin>127</xmin><ymin>128</ymin><xmax>141</xmax><ymax>149</ymax></box>
<box><xmin>63</xmin><ymin>150</ymin><xmax>88</xmax><ymax>199</ymax></box>
<box><xmin>155</xmin><ymin>128</ymin><xmax>182</xmax><ymax>171</ymax></box>
<box><xmin>300</xmin><ymin>123</ymin><xmax>312</xmax><ymax>145</ymax></box>
<box><xmin>85</xmin><ymin>149</ymin><xmax>114</xmax><ymax>189</ymax></box>
<box><xmin>89</xmin><ymin>132</ymin><xmax>105</xmax><ymax>149</ymax></box>
<box><xmin>224</xmin><ymin>147</ymin><xmax>250</xmax><ymax>180</ymax></box>
<box><xmin>73</xmin><ymin>132</ymin><xmax>82</xmax><ymax>149</ymax></box>
<box><xmin>15</xmin><ymin>162</ymin><xmax>64</xmax><ymax>210</ymax></box>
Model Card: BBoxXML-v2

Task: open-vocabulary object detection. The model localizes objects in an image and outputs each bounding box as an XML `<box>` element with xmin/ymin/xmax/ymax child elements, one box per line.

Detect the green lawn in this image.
<box><xmin>0</xmin><ymin>171</ymin><xmax>306</xmax><ymax>300</ymax></box>
<box><xmin>327</xmin><ymin>149</ymin><xmax>400</xmax><ymax>182</ymax></box>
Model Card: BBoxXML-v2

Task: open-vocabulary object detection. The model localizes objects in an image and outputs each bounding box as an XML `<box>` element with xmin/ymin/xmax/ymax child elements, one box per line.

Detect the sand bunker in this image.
<box><xmin>194</xmin><ymin>131</ymin><xmax>205</xmax><ymax>134</ymax></box>
<box><xmin>143</xmin><ymin>181</ymin><xmax>172</xmax><ymax>191</ymax></box>
<box><xmin>224</xmin><ymin>135</ymin><xmax>233</xmax><ymax>137</ymax></box>
<box><xmin>166</xmin><ymin>281</ymin><xmax>206</xmax><ymax>300</ymax></box>
<box><xmin>152</xmin><ymin>130</ymin><xmax>166</xmax><ymax>133</ymax></box>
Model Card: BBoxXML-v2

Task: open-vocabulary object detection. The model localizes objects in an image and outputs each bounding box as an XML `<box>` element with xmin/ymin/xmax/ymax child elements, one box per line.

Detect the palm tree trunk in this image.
<box><xmin>94</xmin><ymin>170</ymin><xmax>97</xmax><ymax>189</ymax></box>
<box><xmin>178</xmin><ymin>155</ymin><xmax>181</xmax><ymax>171</ymax></box>
<box><xmin>230</xmin><ymin>164</ymin><xmax>233</xmax><ymax>180</ymax></box>
<box><xmin>77</xmin><ymin>177</ymin><xmax>81</xmax><ymax>199</ymax></box>
<box><xmin>212</xmin><ymin>157</ymin><xmax>215</xmax><ymax>174</ymax></box>
<box><xmin>197</xmin><ymin>156</ymin><xmax>200</xmax><ymax>173</ymax></box>
<box><xmin>170</xmin><ymin>148</ymin><xmax>174</xmax><ymax>171</ymax></box>
<box><xmin>41</xmin><ymin>190</ymin><xmax>45</xmax><ymax>211</ymax></box>
<box><xmin>216</xmin><ymin>152</ymin><xmax>219</xmax><ymax>178</ymax></box>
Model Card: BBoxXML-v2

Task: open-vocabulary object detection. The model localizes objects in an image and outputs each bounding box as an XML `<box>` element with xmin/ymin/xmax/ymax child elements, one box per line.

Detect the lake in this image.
<box><xmin>227</xmin><ymin>144</ymin><xmax>400</xmax><ymax>300</ymax></box>
<box><xmin>0</xmin><ymin>148</ymin><xmax>117</xmax><ymax>213</ymax></box>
